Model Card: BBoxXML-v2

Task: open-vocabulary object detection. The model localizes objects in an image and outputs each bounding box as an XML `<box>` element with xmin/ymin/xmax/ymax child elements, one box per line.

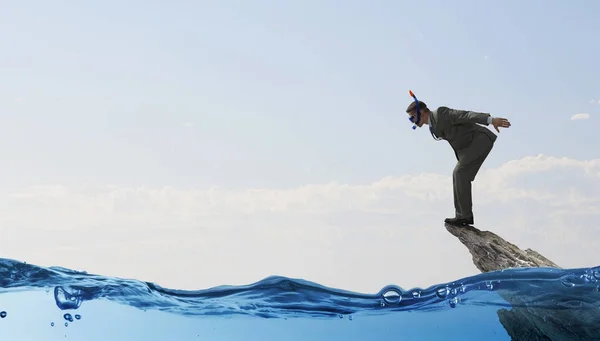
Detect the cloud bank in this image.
<box><xmin>0</xmin><ymin>154</ymin><xmax>599</xmax><ymax>293</ymax></box>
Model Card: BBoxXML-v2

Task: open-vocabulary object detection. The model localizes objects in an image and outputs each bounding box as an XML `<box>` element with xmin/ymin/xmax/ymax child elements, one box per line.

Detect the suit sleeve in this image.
<box><xmin>446</xmin><ymin>107</ymin><xmax>491</xmax><ymax>126</ymax></box>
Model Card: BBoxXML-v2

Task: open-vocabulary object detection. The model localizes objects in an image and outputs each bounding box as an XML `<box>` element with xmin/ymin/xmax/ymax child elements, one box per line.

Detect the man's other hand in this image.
<box><xmin>492</xmin><ymin>117</ymin><xmax>511</xmax><ymax>132</ymax></box>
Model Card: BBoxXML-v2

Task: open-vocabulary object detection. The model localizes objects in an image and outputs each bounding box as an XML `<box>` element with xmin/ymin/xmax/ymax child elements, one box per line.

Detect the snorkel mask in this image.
<box><xmin>408</xmin><ymin>90</ymin><xmax>420</xmax><ymax>129</ymax></box>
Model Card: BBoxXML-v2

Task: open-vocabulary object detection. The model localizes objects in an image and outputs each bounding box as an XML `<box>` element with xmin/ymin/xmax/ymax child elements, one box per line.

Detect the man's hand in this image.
<box><xmin>491</xmin><ymin>117</ymin><xmax>511</xmax><ymax>133</ymax></box>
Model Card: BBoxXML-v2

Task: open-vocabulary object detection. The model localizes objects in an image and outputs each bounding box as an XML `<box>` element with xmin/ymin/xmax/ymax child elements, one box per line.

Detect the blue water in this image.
<box><xmin>0</xmin><ymin>258</ymin><xmax>599</xmax><ymax>340</ymax></box>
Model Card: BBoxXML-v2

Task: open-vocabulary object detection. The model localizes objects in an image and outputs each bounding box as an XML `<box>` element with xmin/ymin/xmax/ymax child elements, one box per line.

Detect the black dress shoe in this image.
<box><xmin>444</xmin><ymin>216</ymin><xmax>474</xmax><ymax>226</ymax></box>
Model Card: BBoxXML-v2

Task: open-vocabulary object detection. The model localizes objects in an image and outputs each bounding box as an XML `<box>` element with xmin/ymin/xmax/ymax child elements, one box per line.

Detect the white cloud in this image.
<box><xmin>571</xmin><ymin>113</ymin><xmax>590</xmax><ymax>120</ymax></box>
<box><xmin>0</xmin><ymin>155</ymin><xmax>599</xmax><ymax>294</ymax></box>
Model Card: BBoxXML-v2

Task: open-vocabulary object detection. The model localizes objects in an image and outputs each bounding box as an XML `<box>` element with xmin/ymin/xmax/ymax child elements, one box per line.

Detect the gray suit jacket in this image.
<box><xmin>429</xmin><ymin>106</ymin><xmax>497</xmax><ymax>163</ymax></box>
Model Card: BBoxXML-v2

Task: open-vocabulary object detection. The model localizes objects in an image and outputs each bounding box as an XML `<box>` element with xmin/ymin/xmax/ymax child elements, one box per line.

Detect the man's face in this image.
<box><xmin>407</xmin><ymin>109</ymin><xmax>425</xmax><ymax>127</ymax></box>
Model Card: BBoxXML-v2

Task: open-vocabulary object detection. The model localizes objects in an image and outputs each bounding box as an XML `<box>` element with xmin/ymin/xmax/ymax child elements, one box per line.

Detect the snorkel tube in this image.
<box><xmin>408</xmin><ymin>90</ymin><xmax>420</xmax><ymax>130</ymax></box>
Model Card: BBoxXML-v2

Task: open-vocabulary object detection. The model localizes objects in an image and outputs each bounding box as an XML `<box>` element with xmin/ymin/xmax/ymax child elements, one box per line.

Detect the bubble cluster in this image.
<box><xmin>49</xmin><ymin>312</ymin><xmax>83</xmax><ymax>327</ymax></box>
<box><xmin>581</xmin><ymin>269</ymin><xmax>600</xmax><ymax>283</ymax></box>
<box><xmin>435</xmin><ymin>283</ymin><xmax>466</xmax><ymax>308</ymax></box>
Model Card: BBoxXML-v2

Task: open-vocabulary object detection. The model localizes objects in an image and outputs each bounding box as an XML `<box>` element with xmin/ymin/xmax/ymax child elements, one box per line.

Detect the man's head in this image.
<box><xmin>405</xmin><ymin>100</ymin><xmax>430</xmax><ymax>127</ymax></box>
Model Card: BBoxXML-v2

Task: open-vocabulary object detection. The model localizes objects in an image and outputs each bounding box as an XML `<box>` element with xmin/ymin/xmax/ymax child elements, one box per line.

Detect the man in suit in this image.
<box><xmin>405</xmin><ymin>100</ymin><xmax>511</xmax><ymax>226</ymax></box>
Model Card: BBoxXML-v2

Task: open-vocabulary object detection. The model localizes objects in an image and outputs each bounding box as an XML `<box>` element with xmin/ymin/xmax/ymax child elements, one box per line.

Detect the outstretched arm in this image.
<box><xmin>445</xmin><ymin>107</ymin><xmax>511</xmax><ymax>132</ymax></box>
<box><xmin>446</xmin><ymin>107</ymin><xmax>491</xmax><ymax>126</ymax></box>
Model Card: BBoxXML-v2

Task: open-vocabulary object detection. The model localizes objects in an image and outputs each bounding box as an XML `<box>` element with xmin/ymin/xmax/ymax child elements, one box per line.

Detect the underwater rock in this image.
<box><xmin>444</xmin><ymin>223</ymin><xmax>560</xmax><ymax>273</ymax></box>
<box><xmin>445</xmin><ymin>223</ymin><xmax>600</xmax><ymax>341</ymax></box>
<box><xmin>496</xmin><ymin>304</ymin><xmax>600</xmax><ymax>341</ymax></box>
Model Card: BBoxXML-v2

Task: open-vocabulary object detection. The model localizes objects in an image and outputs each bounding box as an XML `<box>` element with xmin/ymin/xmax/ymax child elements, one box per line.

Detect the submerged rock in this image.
<box><xmin>445</xmin><ymin>223</ymin><xmax>600</xmax><ymax>341</ymax></box>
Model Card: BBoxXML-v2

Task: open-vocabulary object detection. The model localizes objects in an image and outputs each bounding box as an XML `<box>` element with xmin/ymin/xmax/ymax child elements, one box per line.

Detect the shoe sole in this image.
<box><xmin>445</xmin><ymin>221</ymin><xmax>473</xmax><ymax>227</ymax></box>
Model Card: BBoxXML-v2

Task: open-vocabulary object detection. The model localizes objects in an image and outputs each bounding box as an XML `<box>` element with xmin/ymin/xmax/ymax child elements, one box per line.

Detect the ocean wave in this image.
<box><xmin>1</xmin><ymin>258</ymin><xmax>599</xmax><ymax>319</ymax></box>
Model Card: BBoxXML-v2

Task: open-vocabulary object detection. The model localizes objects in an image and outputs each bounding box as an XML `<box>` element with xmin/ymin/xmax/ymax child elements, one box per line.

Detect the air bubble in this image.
<box><xmin>75</xmin><ymin>314</ymin><xmax>81</xmax><ymax>320</ymax></box>
<box><xmin>51</xmin><ymin>322</ymin><xmax>54</xmax><ymax>327</ymax></box>
<box><xmin>412</xmin><ymin>291</ymin><xmax>421</xmax><ymax>299</ymax></box>
<box><xmin>486</xmin><ymin>282</ymin><xmax>494</xmax><ymax>290</ymax></box>
<box><xmin>0</xmin><ymin>311</ymin><xmax>6</xmax><ymax>318</ymax></box>
<box><xmin>449</xmin><ymin>297</ymin><xmax>459</xmax><ymax>308</ymax></box>
<box><xmin>436</xmin><ymin>287</ymin><xmax>449</xmax><ymax>298</ymax></box>
<box><xmin>64</xmin><ymin>313</ymin><xmax>73</xmax><ymax>322</ymax></box>
<box><xmin>380</xmin><ymin>286</ymin><xmax>402</xmax><ymax>305</ymax></box>
<box><xmin>54</xmin><ymin>287</ymin><xmax>83</xmax><ymax>310</ymax></box>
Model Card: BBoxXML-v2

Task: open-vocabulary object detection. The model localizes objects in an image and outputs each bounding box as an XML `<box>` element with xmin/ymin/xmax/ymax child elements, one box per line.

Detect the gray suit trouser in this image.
<box><xmin>453</xmin><ymin>132</ymin><xmax>494</xmax><ymax>218</ymax></box>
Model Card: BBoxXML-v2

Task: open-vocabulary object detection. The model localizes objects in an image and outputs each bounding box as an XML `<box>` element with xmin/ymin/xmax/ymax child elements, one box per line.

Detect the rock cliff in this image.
<box><xmin>445</xmin><ymin>223</ymin><xmax>600</xmax><ymax>341</ymax></box>
<box><xmin>444</xmin><ymin>224</ymin><xmax>560</xmax><ymax>272</ymax></box>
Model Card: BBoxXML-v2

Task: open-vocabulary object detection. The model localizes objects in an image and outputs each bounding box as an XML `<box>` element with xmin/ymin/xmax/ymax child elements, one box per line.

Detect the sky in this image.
<box><xmin>0</xmin><ymin>0</ymin><xmax>599</xmax><ymax>294</ymax></box>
